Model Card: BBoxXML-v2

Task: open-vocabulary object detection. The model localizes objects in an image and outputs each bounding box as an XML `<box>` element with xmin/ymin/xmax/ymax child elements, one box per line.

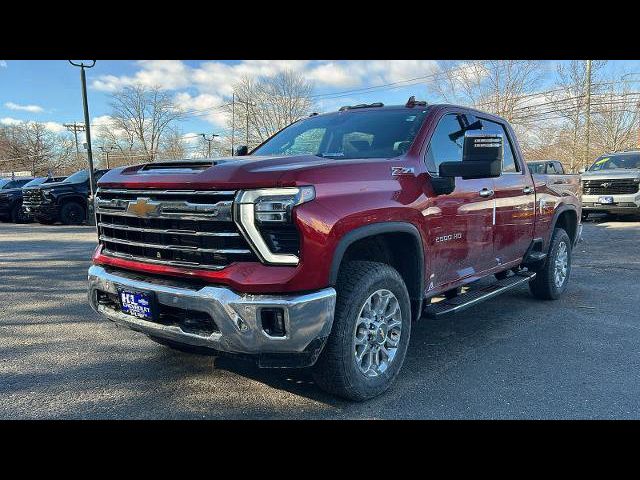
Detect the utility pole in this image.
<box><xmin>231</xmin><ymin>93</ymin><xmax>235</xmax><ymax>156</ymax></box>
<box><xmin>68</xmin><ymin>60</ymin><xmax>97</xmax><ymax>225</ymax></box>
<box><xmin>200</xmin><ymin>133</ymin><xmax>219</xmax><ymax>158</ymax></box>
<box><xmin>236</xmin><ymin>98</ymin><xmax>256</xmax><ymax>150</ymax></box>
<box><xmin>584</xmin><ymin>59</ymin><xmax>592</xmax><ymax>170</ymax></box>
<box><xmin>63</xmin><ymin>122</ymin><xmax>85</xmax><ymax>165</ymax></box>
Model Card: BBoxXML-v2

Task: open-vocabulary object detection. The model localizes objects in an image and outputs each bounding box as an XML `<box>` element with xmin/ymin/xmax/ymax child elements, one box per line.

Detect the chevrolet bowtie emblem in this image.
<box><xmin>127</xmin><ymin>197</ymin><xmax>160</xmax><ymax>217</ymax></box>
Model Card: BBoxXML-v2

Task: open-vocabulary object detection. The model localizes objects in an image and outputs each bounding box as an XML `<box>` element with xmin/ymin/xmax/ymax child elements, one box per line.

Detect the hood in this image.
<box><xmin>27</xmin><ymin>179</ymin><xmax>84</xmax><ymax>191</ymax></box>
<box><xmin>0</xmin><ymin>187</ymin><xmax>23</xmax><ymax>195</ymax></box>
<box><xmin>581</xmin><ymin>169</ymin><xmax>640</xmax><ymax>180</ymax></box>
<box><xmin>98</xmin><ymin>154</ymin><xmax>400</xmax><ymax>190</ymax></box>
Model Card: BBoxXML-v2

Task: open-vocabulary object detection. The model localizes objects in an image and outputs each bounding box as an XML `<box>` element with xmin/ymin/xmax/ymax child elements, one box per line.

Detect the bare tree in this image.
<box><xmin>224</xmin><ymin>70</ymin><xmax>315</xmax><ymax>149</ymax></box>
<box><xmin>108</xmin><ymin>84</ymin><xmax>186</xmax><ymax>161</ymax></box>
<box><xmin>158</xmin><ymin>128</ymin><xmax>187</xmax><ymax>160</ymax></box>
<box><xmin>428</xmin><ymin>60</ymin><xmax>545</xmax><ymax>125</ymax></box>
<box><xmin>591</xmin><ymin>85</ymin><xmax>640</xmax><ymax>154</ymax></box>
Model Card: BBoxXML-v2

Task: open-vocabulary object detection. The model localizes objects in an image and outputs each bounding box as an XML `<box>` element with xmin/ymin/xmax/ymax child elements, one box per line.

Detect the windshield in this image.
<box><xmin>23</xmin><ymin>177</ymin><xmax>48</xmax><ymax>188</ymax></box>
<box><xmin>0</xmin><ymin>179</ymin><xmax>10</xmax><ymax>189</ymax></box>
<box><xmin>589</xmin><ymin>153</ymin><xmax>640</xmax><ymax>171</ymax></box>
<box><xmin>63</xmin><ymin>170</ymin><xmax>89</xmax><ymax>183</ymax></box>
<box><xmin>252</xmin><ymin>108</ymin><xmax>429</xmax><ymax>159</ymax></box>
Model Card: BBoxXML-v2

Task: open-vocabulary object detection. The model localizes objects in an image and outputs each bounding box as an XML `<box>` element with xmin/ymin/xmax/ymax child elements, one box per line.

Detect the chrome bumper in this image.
<box><xmin>88</xmin><ymin>265</ymin><xmax>336</xmax><ymax>364</ymax></box>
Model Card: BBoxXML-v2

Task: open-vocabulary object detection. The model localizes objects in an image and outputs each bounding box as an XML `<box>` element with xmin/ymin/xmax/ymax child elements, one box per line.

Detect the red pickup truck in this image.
<box><xmin>88</xmin><ymin>98</ymin><xmax>582</xmax><ymax>401</ymax></box>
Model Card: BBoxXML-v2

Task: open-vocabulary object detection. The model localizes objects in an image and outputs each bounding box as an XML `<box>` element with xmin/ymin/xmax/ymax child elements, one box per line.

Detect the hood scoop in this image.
<box><xmin>138</xmin><ymin>160</ymin><xmax>217</xmax><ymax>174</ymax></box>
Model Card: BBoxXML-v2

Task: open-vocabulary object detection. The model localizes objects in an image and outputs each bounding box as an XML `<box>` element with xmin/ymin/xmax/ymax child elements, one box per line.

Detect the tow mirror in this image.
<box><xmin>439</xmin><ymin>132</ymin><xmax>503</xmax><ymax>180</ymax></box>
<box><xmin>235</xmin><ymin>145</ymin><xmax>249</xmax><ymax>156</ymax></box>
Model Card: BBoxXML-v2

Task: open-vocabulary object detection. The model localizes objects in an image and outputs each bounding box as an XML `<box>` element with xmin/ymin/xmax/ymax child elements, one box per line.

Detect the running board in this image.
<box><xmin>423</xmin><ymin>272</ymin><xmax>536</xmax><ymax>318</ymax></box>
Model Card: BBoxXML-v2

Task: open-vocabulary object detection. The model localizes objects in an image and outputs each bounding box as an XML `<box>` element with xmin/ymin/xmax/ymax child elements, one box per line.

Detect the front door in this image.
<box><xmin>423</xmin><ymin>113</ymin><xmax>496</xmax><ymax>291</ymax></box>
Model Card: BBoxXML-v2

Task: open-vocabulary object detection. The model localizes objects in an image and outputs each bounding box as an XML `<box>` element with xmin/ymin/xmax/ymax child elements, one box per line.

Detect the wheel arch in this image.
<box><xmin>329</xmin><ymin>222</ymin><xmax>425</xmax><ymax>321</ymax></box>
<box><xmin>550</xmin><ymin>205</ymin><xmax>579</xmax><ymax>247</ymax></box>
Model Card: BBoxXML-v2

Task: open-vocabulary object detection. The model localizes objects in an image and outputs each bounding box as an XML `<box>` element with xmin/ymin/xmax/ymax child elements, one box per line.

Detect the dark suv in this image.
<box><xmin>22</xmin><ymin>169</ymin><xmax>109</xmax><ymax>225</ymax></box>
<box><xmin>0</xmin><ymin>176</ymin><xmax>66</xmax><ymax>223</ymax></box>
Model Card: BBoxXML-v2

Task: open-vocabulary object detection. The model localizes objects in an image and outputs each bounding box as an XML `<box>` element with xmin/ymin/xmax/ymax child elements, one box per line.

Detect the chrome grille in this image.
<box><xmin>96</xmin><ymin>188</ymin><xmax>257</xmax><ymax>270</ymax></box>
<box><xmin>22</xmin><ymin>188</ymin><xmax>44</xmax><ymax>206</ymax></box>
<box><xmin>582</xmin><ymin>179</ymin><xmax>640</xmax><ymax>195</ymax></box>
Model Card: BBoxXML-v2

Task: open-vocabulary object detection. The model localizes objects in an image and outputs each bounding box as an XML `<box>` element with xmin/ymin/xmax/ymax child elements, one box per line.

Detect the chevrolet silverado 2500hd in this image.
<box><xmin>88</xmin><ymin>99</ymin><xmax>582</xmax><ymax>401</ymax></box>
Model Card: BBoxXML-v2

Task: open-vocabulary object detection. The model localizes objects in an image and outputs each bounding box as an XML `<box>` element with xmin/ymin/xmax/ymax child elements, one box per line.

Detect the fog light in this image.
<box><xmin>261</xmin><ymin>308</ymin><xmax>286</xmax><ymax>337</ymax></box>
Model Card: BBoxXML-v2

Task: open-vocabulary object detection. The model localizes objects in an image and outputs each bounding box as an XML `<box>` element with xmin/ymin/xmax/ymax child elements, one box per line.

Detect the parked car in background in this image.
<box><xmin>88</xmin><ymin>100</ymin><xmax>582</xmax><ymax>401</ymax></box>
<box><xmin>0</xmin><ymin>177</ymin><xmax>34</xmax><ymax>222</ymax></box>
<box><xmin>580</xmin><ymin>151</ymin><xmax>640</xmax><ymax>220</ymax></box>
<box><xmin>0</xmin><ymin>176</ymin><xmax>66</xmax><ymax>223</ymax></box>
<box><xmin>527</xmin><ymin>160</ymin><xmax>566</xmax><ymax>174</ymax></box>
<box><xmin>22</xmin><ymin>169</ymin><xmax>109</xmax><ymax>225</ymax></box>
<box><xmin>527</xmin><ymin>160</ymin><xmax>581</xmax><ymax>202</ymax></box>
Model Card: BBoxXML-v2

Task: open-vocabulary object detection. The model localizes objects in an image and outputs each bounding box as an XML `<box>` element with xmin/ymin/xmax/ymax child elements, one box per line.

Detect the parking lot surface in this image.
<box><xmin>1</xmin><ymin>218</ymin><xmax>639</xmax><ymax>419</ymax></box>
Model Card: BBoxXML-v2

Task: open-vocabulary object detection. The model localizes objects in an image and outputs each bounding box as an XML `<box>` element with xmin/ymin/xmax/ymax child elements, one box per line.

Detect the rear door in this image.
<box><xmin>481</xmin><ymin>118</ymin><xmax>535</xmax><ymax>265</ymax></box>
<box><xmin>423</xmin><ymin>113</ymin><xmax>496</xmax><ymax>289</ymax></box>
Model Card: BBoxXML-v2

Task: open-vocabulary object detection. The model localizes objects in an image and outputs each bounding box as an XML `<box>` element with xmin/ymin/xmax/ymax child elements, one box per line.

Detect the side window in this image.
<box><xmin>425</xmin><ymin>114</ymin><xmax>464</xmax><ymax>174</ymax></box>
<box><xmin>480</xmin><ymin>119</ymin><xmax>520</xmax><ymax>173</ymax></box>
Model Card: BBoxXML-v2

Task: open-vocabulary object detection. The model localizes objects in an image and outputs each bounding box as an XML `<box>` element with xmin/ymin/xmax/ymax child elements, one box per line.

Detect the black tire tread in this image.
<box><xmin>312</xmin><ymin>260</ymin><xmax>410</xmax><ymax>401</ymax></box>
<box><xmin>529</xmin><ymin>227</ymin><xmax>571</xmax><ymax>300</ymax></box>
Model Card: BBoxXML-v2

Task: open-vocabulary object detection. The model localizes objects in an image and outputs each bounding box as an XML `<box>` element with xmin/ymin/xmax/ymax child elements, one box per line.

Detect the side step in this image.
<box><xmin>423</xmin><ymin>272</ymin><xmax>536</xmax><ymax>318</ymax></box>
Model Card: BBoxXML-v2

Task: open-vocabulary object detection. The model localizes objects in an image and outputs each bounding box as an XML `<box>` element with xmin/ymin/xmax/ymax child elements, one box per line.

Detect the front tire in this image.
<box><xmin>10</xmin><ymin>203</ymin><xmax>29</xmax><ymax>223</ymax></box>
<box><xmin>312</xmin><ymin>261</ymin><xmax>411</xmax><ymax>401</ymax></box>
<box><xmin>529</xmin><ymin>228</ymin><xmax>572</xmax><ymax>300</ymax></box>
<box><xmin>60</xmin><ymin>201</ymin><xmax>86</xmax><ymax>225</ymax></box>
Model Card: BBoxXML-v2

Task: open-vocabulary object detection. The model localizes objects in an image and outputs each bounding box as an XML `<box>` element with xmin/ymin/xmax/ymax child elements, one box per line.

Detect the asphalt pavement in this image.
<box><xmin>1</xmin><ymin>216</ymin><xmax>639</xmax><ymax>419</ymax></box>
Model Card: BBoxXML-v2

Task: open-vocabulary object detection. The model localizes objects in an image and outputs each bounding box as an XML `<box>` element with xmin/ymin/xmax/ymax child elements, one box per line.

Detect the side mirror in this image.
<box><xmin>235</xmin><ymin>145</ymin><xmax>249</xmax><ymax>156</ymax></box>
<box><xmin>578</xmin><ymin>168</ymin><xmax>586</xmax><ymax>174</ymax></box>
<box><xmin>439</xmin><ymin>133</ymin><xmax>503</xmax><ymax>180</ymax></box>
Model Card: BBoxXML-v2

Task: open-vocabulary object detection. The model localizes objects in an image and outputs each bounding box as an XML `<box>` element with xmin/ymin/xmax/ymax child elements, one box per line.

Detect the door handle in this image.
<box><xmin>479</xmin><ymin>188</ymin><xmax>494</xmax><ymax>198</ymax></box>
<box><xmin>523</xmin><ymin>186</ymin><xmax>533</xmax><ymax>194</ymax></box>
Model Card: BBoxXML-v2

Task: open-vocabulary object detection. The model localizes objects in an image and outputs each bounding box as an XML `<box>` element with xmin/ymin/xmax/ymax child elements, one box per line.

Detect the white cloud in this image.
<box><xmin>89</xmin><ymin>60</ymin><xmax>444</xmax><ymax>128</ymax></box>
<box><xmin>0</xmin><ymin>61</ymin><xmax>7</xmax><ymax>68</ymax></box>
<box><xmin>0</xmin><ymin>117</ymin><xmax>22</xmax><ymax>126</ymax></box>
<box><xmin>92</xmin><ymin>60</ymin><xmax>191</xmax><ymax>92</ymax></box>
<box><xmin>0</xmin><ymin>117</ymin><xmax>63</xmax><ymax>133</ymax></box>
<box><xmin>43</xmin><ymin>122</ymin><xmax>64</xmax><ymax>133</ymax></box>
<box><xmin>4</xmin><ymin>101</ymin><xmax>45</xmax><ymax>113</ymax></box>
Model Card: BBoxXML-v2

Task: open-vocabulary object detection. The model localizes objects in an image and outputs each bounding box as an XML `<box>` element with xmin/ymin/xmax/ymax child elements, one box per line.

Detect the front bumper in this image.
<box><xmin>88</xmin><ymin>265</ymin><xmax>336</xmax><ymax>367</ymax></box>
<box><xmin>22</xmin><ymin>203</ymin><xmax>59</xmax><ymax>220</ymax></box>
<box><xmin>582</xmin><ymin>193</ymin><xmax>640</xmax><ymax>214</ymax></box>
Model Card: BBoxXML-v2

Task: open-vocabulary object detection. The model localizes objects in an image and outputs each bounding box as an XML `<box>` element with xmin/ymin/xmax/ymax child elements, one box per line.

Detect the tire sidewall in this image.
<box><xmin>61</xmin><ymin>202</ymin><xmax>85</xmax><ymax>225</ymax></box>
<box><xmin>546</xmin><ymin>229</ymin><xmax>572</xmax><ymax>299</ymax></box>
<box><xmin>335</xmin><ymin>266</ymin><xmax>411</xmax><ymax>399</ymax></box>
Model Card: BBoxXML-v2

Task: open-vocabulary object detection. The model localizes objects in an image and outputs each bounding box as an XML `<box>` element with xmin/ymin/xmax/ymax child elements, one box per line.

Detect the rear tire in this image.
<box><xmin>60</xmin><ymin>201</ymin><xmax>86</xmax><ymax>225</ymax></box>
<box><xmin>312</xmin><ymin>261</ymin><xmax>411</xmax><ymax>401</ymax></box>
<box><xmin>529</xmin><ymin>228</ymin><xmax>572</xmax><ymax>300</ymax></box>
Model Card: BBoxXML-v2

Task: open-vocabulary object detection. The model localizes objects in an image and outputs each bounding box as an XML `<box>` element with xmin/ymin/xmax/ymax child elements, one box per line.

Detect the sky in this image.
<box><xmin>1</xmin><ymin>59</ymin><xmax>639</xmax><ymax>148</ymax></box>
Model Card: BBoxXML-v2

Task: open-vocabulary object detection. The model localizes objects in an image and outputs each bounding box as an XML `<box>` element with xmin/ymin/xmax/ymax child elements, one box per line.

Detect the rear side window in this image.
<box><xmin>480</xmin><ymin>119</ymin><xmax>520</xmax><ymax>173</ymax></box>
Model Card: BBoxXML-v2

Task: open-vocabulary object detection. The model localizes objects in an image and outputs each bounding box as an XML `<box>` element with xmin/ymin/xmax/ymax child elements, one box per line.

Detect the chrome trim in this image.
<box><xmin>101</xmin><ymin>249</ymin><xmax>226</xmax><ymax>270</ymax></box>
<box><xmin>88</xmin><ymin>265</ymin><xmax>336</xmax><ymax>355</ymax></box>
<box><xmin>99</xmin><ymin>235</ymin><xmax>252</xmax><ymax>255</ymax></box>
<box><xmin>97</xmin><ymin>188</ymin><xmax>236</xmax><ymax>196</ymax></box>
<box><xmin>98</xmin><ymin>221</ymin><xmax>240</xmax><ymax>237</ymax></box>
<box><xmin>96</xmin><ymin>198</ymin><xmax>233</xmax><ymax>220</ymax></box>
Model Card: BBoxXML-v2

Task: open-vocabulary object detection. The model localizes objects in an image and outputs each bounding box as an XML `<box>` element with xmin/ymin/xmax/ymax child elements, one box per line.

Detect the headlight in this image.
<box><xmin>234</xmin><ymin>186</ymin><xmax>315</xmax><ymax>265</ymax></box>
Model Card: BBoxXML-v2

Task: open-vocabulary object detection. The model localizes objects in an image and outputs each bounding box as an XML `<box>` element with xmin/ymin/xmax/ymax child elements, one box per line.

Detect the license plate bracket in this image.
<box><xmin>117</xmin><ymin>287</ymin><xmax>158</xmax><ymax>321</ymax></box>
<box><xmin>598</xmin><ymin>196</ymin><xmax>615</xmax><ymax>204</ymax></box>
